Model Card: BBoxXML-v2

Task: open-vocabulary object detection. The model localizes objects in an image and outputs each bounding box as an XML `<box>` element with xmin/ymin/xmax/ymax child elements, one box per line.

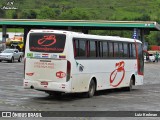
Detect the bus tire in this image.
<box><xmin>85</xmin><ymin>79</ymin><xmax>96</xmax><ymax>98</ymax></box>
<box><xmin>125</xmin><ymin>78</ymin><xmax>133</xmax><ymax>91</ymax></box>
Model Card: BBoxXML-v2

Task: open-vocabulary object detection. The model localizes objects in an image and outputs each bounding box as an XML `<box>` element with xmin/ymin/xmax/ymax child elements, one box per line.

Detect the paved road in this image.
<box><xmin>0</xmin><ymin>60</ymin><xmax>160</xmax><ymax>119</ymax></box>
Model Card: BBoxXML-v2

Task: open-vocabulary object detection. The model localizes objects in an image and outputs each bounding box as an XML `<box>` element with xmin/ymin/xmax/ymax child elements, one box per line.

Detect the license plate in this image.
<box><xmin>40</xmin><ymin>81</ymin><xmax>48</xmax><ymax>85</ymax></box>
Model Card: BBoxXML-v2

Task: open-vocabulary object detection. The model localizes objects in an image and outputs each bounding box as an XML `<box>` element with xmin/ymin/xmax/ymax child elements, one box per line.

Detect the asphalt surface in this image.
<box><xmin>0</xmin><ymin>60</ymin><xmax>160</xmax><ymax>120</ymax></box>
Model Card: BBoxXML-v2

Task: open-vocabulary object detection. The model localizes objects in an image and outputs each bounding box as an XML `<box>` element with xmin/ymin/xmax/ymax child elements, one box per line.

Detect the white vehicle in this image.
<box><xmin>149</xmin><ymin>54</ymin><xmax>155</xmax><ymax>62</ymax></box>
<box><xmin>24</xmin><ymin>30</ymin><xmax>144</xmax><ymax>97</ymax></box>
<box><xmin>0</xmin><ymin>49</ymin><xmax>23</xmax><ymax>63</ymax></box>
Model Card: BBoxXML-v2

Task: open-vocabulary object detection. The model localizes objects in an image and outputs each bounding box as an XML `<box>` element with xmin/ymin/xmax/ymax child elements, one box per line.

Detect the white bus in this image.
<box><xmin>24</xmin><ymin>30</ymin><xmax>144</xmax><ymax>97</ymax></box>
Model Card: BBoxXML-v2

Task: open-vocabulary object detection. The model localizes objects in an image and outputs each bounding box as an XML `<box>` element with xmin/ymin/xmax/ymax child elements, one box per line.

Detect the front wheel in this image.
<box><xmin>85</xmin><ymin>79</ymin><xmax>96</xmax><ymax>98</ymax></box>
<box><xmin>10</xmin><ymin>57</ymin><xmax>14</xmax><ymax>63</ymax></box>
<box><xmin>18</xmin><ymin>56</ymin><xmax>22</xmax><ymax>62</ymax></box>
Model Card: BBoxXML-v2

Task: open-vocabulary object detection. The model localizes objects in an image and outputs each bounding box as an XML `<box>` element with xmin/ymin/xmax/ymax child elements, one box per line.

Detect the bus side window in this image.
<box><xmin>129</xmin><ymin>43</ymin><xmax>132</xmax><ymax>58</ymax></box>
<box><xmin>109</xmin><ymin>42</ymin><xmax>114</xmax><ymax>58</ymax></box>
<box><xmin>86</xmin><ymin>40</ymin><xmax>90</xmax><ymax>57</ymax></box>
<box><xmin>132</xmin><ymin>43</ymin><xmax>136</xmax><ymax>58</ymax></box>
<box><xmin>79</xmin><ymin>40</ymin><xmax>86</xmax><ymax>57</ymax></box>
<box><xmin>73</xmin><ymin>40</ymin><xmax>77</xmax><ymax>57</ymax></box>
<box><xmin>97</xmin><ymin>41</ymin><xmax>102</xmax><ymax>57</ymax></box>
<box><xmin>123</xmin><ymin>43</ymin><xmax>129</xmax><ymax>58</ymax></box>
<box><xmin>114</xmin><ymin>42</ymin><xmax>119</xmax><ymax>58</ymax></box>
<box><xmin>102</xmin><ymin>41</ymin><xmax>108</xmax><ymax>58</ymax></box>
<box><xmin>119</xmin><ymin>43</ymin><xmax>124</xmax><ymax>58</ymax></box>
<box><xmin>89</xmin><ymin>41</ymin><xmax>96</xmax><ymax>57</ymax></box>
<box><xmin>129</xmin><ymin>43</ymin><xmax>136</xmax><ymax>58</ymax></box>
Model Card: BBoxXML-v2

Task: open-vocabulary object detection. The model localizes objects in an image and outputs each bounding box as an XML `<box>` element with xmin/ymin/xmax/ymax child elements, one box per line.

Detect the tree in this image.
<box><xmin>19</xmin><ymin>10</ymin><xmax>29</xmax><ymax>19</ymax></box>
<box><xmin>145</xmin><ymin>32</ymin><xmax>159</xmax><ymax>46</ymax></box>
<box><xmin>0</xmin><ymin>9</ymin><xmax>5</xmax><ymax>18</ymax></box>
<box><xmin>59</xmin><ymin>8</ymin><xmax>91</xmax><ymax>20</ymax></box>
<box><xmin>134</xmin><ymin>14</ymin><xmax>151</xmax><ymax>21</ymax></box>
<box><xmin>28</xmin><ymin>10</ymin><xmax>37</xmax><ymax>19</ymax></box>
<box><xmin>37</xmin><ymin>6</ymin><xmax>55</xmax><ymax>19</ymax></box>
<box><xmin>12</xmin><ymin>11</ymin><xmax>18</xmax><ymax>19</ymax></box>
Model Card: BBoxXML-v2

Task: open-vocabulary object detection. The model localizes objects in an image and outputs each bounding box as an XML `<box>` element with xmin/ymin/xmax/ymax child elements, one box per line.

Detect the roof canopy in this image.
<box><xmin>0</xmin><ymin>19</ymin><xmax>160</xmax><ymax>31</ymax></box>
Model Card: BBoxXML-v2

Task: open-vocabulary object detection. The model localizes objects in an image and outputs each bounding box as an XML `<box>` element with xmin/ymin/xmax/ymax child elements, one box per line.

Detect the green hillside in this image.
<box><xmin>0</xmin><ymin>0</ymin><xmax>160</xmax><ymax>46</ymax></box>
<box><xmin>1</xmin><ymin>0</ymin><xmax>160</xmax><ymax>21</ymax></box>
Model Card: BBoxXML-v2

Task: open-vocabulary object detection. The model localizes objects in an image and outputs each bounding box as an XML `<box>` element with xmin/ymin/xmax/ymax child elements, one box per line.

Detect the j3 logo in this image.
<box><xmin>109</xmin><ymin>61</ymin><xmax>125</xmax><ymax>87</ymax></box>
<box><xmin>38</xmin><ymin>35</ymin><xmax>56</xmax><ymax>47</ymax></box>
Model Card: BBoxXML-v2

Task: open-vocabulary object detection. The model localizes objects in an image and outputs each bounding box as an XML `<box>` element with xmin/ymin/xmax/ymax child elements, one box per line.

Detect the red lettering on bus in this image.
<box><xmin>38</xmin><ymin>35</ymin><xmax>56</xmax><ymax>47</ymax></box>
<box><xmin>109</xmin><ymin>61</ymin><xmax>125</xmax><ymax>87</ymax></box>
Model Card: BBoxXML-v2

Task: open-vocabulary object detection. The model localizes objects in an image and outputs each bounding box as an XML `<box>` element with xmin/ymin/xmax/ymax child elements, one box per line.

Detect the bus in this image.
<box><xmin>24</xmin><ymin>30</ymin><xmax>144</xmax><ymax>97</ymax></box>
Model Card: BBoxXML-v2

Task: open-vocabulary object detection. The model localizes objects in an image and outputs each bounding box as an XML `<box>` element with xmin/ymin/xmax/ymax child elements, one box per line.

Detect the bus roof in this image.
<box><xmin>29</xmin><ymin>29</ymin><xmax>142</xmax><ymax>43</ymax></box>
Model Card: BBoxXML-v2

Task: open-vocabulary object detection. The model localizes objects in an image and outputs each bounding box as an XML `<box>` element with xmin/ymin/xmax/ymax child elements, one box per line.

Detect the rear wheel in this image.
<box><xmin>85</xmin><ymin>79</ymin><xmax>96</xmax><ymax>98</ymax></box>
<box><xmin>125</xmin><ymin>78</ymin><xmax>133</xmax><ymax>91</ymax></box>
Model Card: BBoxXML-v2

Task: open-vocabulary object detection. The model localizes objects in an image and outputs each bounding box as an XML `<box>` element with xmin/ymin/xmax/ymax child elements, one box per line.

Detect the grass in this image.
<box><xmin>0</xmin><ymin>28</ymin><xmax>23</xmax><ymax>33</ymax></box>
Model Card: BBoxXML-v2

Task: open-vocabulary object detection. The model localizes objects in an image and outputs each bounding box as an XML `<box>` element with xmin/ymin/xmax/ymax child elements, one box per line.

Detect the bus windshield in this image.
<box><xmin>29</xmin><ymin>33</ymin><xmax>66</xmax><ymax>53</ymax></box>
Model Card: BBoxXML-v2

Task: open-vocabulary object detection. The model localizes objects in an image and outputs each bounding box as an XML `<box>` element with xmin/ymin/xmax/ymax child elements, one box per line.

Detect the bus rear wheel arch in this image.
<box><xmin>125</xmin><ymin>75</ymin><xmax>135</xmax><ymax>91</ymax></box>
<box><xmin>85</xmin><ymin>77</ymin><xmax>97</xmax><ymax>98</ymax></box>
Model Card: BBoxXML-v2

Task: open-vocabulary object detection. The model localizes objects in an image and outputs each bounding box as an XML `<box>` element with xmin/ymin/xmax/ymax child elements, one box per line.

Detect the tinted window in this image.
<box><xmin>86</xmin><ymin>41</ymin><xmax>90</xmax><ymax>57</ymax></box>
<box><xmin>73</xmin><ymin>38</ymin><xmax>136</xmax><ymax>60</ymax></box>
<box><xmin>29</xmin><ymin>33</ymin><xmax>66</xmax><ymax>53</ymax></box>
<box><xmin>102</xmin><ymin>42</ymin><xmax>108</xmax><ymax>57</ymax></box>
<box><xmin>73</xmin><ymin>40</ymin><xmax>78</xmax><ymax>57</ymax></box>
<box><xmin>123</xmin><ymin>43</ymin><xmax>129</xmax><ymax>57</ymax></box>
<box><xmin>109</xmin><ymin>42</ymin><xmax>113</xmax><ymax>57</ymax></box>
<box><xmin>114</xmin><ymin>42</ymin><xmax>119</xmax><ymax>57</ymax></box>
<box><xmin>15</xmin><ymin>50</ymin><xmax>18</xmax><ymax>53</ymax></box>
<box><xmin>98</xmin><ymin>41</ymin><xmax>102</xmax><ymax>57</ymax></box>
<box><xmin>119</xmin><ymin>43</ymin><xmax>124</xmax><ymax>57</ymax></box>
<box><xmin>90</xmin><ymin>41</ymin><xmax>96</xmax><ymax>57</ymax></box>
<box><xmin>129</xmin><ymin>43</ymin><xmax>132</xmax><ymax>58</ymax></box>
<box><xmin>132</xmin><ymin>44</ymin><xmax>136</xmax><ymax>58</ymax></box>
<box><xmin>79</xmin><ymin>40</ymin><xmax>86</xmax><ymax>57</ymax></box>
<box><xmin>129</xmin><ymin>43</ymin><xmax>136</xmax><ymax>58</ymax></box>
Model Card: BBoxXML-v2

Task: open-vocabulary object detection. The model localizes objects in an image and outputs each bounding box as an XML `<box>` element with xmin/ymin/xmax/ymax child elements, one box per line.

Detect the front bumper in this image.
<box><xmin>0</xmin><ymin>57</ymin><xmax>12</xmax><ymax>61</ymax></box>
